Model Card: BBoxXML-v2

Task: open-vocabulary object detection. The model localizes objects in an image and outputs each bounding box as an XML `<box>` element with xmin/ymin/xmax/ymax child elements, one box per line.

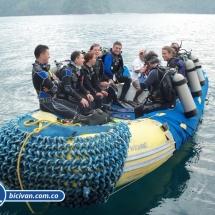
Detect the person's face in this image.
<box><xmin>92</xmin><ymin>46</ymin><xmax>100</xmax><ymax>58</ymax></box>
<box><xmin>89</xmin><ymin>54</ymin><xmax>97</xmax><ymax>66</ymax></box>
<box><xmin>162</xmin><ymin>49</ymin><xmax>173</xmax><ymax>61</ymax></box>
<box><xmin>75</xmin><ymin>54</ymin><xmax>84</xmax><ymax>66</ymax></box>
<box><xmin>139</xmin><ymin>52</ymin><xmax>144</xmax><ymax>61</ymax></box>
<box><xmin>171</xmin><ymin>43</ymin><xmax>179</xmax><ymax>49</ymax></box>
<box><xmin>171</xmin><ymin>43</ymin><xmax>179</xmax><ymax>54</ymax></box>
<box><xmin>112</xmin><ymin>44</ymin><xmax>122</xmax><ymax>55</ymax></box>
<box><xmin>41</xmin><ymin>49</ymin><xmax>50</xmax><ymax>64</ymax></box>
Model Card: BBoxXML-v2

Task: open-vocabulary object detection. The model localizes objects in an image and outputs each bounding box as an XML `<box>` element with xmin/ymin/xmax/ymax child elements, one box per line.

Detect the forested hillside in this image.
<box><xmin>0</xmin><ymin>0</ymin><xmax>215</xmax><ymax>16</ymax></box>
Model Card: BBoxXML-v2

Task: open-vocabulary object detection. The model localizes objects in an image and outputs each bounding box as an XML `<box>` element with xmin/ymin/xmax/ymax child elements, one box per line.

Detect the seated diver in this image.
<box><xmin>55</xmin><ymin>50</ymin><xmax>94</xmax><ymax>115</ymax></box>
<box><xmin>171</xmin><ymin>42</ymin><xmax>181</xmax><ymax>57</ymax></box>
<box><xmin>32</xmin><ymin>44</ymin><xmax>80</xmax><ymax>119</ymax></box>
<box><xmin>90</xmin><ymin>43</ymin><xmax>119</xmax><ymax>107</ymax></box>
<box><xmin>103</xmin><ymin>41</ymin><xmax>132</xmax><ymax>107</ymax></box>
<box><xmin>131</xmin><ymin>49</ymin><xmax>147</xmax><ymax>103</ymax></box>
<box><xmin>162</xmin><ymin>46</ymin><xmax>186</xmax><ymax>77</ymax></box>
<box><xmin>134</xmin><ymin>51</ymin><xmax>176</xmax><ymax>119</ymax></box>
<box><xmin>82</xmin><ymin>51</ymin><xmax>108</xmax><ymax>109</ymax></box>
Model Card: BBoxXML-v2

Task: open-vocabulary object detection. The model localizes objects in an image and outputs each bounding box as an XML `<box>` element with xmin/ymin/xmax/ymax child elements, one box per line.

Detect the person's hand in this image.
<box><xmin>96</xmin><ymin>92</ymin><xmax>103</xmax><ymax>97</ymax></box>
<box><xmin>142</xmin><ymin>64</ymin><xmax>148</xmax><ymax>72</ymax></box>
<box><xmin>80</xmin><ymin>98</ymin><xmax>89</xmax><ymax>107</ymax></box>
<box><xmin>43</xmin><ymin>86</ymin><xmax>49</xmax><ymax>92</ymax></box>
<box><xmin>109</xmin><ymin>79</ymin><xmax>114</xmax><ymax>84</ymax></box>
<box><xmin>101</xmin><ymin>90</ymin><xmax>108</xmax><ymax>97</ymax></box>
<box><xmin>52</xmin><ymin>74</ymin><xmax>57</xmax><ymax>80</ymax></box>
<box><xmin>100</xmin><ymin>82</ymin><xmax>108</xmax><ymax>88</ymax></box>
<box><xmin>87</xmin><ymin>94</ymin><xmax>94</xmax><ymax>102</ymax></box>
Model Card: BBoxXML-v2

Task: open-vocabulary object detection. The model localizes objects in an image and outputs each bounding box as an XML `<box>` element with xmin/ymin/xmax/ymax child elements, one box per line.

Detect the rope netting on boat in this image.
<box><xmin>0</xmin><ymin>113</ymin><xmax>131</xmax><ymax>208</ymax></box>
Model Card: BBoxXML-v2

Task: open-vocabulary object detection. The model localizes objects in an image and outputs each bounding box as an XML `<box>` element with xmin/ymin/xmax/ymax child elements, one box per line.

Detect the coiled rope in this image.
<box><xmin>17</xmin><ymin>119</ymin><xmax>81</xmax><ymax>214</ymax></box>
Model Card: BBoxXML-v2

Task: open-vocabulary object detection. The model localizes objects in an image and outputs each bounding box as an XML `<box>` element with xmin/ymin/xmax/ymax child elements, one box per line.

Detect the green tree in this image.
<box><xmin>0</xmin><ymin>0</ymin><xmax>215</xmax><ymax>16</ymax></box>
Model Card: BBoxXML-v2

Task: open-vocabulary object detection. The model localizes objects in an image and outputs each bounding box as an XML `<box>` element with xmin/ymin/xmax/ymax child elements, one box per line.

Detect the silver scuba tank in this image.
<box><xmin>50</xmin><ymin>66</ymin><xmax>58</xmax><ymax>74</ymax></box>
<box><xmin>172</xmin><ymin>73</ymin><xmax>198</xmax><ymax>118</ymax></box>
<box><xmin>184</xmin><ymin>59</ymin><xmax>202</xmax><ymax>97</ymax></box>
<box><xmin>189</xmin><ymin>54</ymin><xmax>206</xmax><ymax>86</ymax></box>
<box><xmin>50</xmin><ymin>60</ymin><xmax>65</xmax><ymax>74</ymax></box>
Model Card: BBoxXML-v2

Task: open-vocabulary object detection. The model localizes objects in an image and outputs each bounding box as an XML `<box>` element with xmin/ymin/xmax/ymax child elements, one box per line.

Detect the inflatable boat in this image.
<box><xmin>0</xmin><ymin>66</ymin><xmax>208</xmax><ymax>208</ymax></box>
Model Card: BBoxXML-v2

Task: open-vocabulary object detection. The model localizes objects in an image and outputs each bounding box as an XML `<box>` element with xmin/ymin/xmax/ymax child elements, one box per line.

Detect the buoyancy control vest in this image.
<box><xmin>56</xmin><ymin>62</ymin><xmax>82</xmax><ymax>92</ymax></box>
<box><xmin>148</xmin><ymin>65</ymin><xmax>176</xmax><ymax>104</ymax></box>
<box><xmin>32</xmin><ymin>62</ymin><xmax>58</xmax><ymax>102</ymax></box>
<box><xmin>82</xmin><ymin>64</ymin><xmax>95</xmax><ymax>81</ymax></box>
<box><xmin>94</xmin><ymin>58</ymin><xmax>105</xmax><ymax>82</ymax></box>
<box><xmin>103</xmin><ymin>49</ymin><xmax>124</xmax><ymax>77</ymax></box>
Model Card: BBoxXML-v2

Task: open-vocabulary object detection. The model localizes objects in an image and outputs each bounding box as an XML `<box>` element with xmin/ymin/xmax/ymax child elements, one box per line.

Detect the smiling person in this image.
<box><xmin>134</xmin><ymin>51</ymin><xmax>176</xmax><ymax>118</ymax></box>
<box><xmin>103</xmin><ymin>41</ymin><xmax>132</xmax><ymax>104</ymax></box>
<box><xmin>90</xmin><ymin>43</ymin><xmax>118</xmax><ymax>107</ymax></box>
<box><xmin>82</xmin><ymin>52</ymin><xmax>107</xmax><ymax>109</ymax></box>
<box><xmin>162</xmin><ymin>46</ymin><xmax>185</xmax><ymax>77</ymax></box>
<box><xmin>32</xmin><ymin>44</ymin><xmax>79</xmax><ymax>119</ymax></box>
<box><xmin>55</xmin><ymin>50</ymin><xmax>94</xmax><ymax>115</ymax></box>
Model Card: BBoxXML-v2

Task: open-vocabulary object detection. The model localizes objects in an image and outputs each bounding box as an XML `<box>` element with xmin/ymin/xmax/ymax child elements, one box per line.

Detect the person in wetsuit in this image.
<box><xmin>90</xmin><ymin>43</ymin><xmax>118</xmax><ymax>106</ymax></box>
<box><xmin>32</xmin><ymin>44</ymin><xmax>79</xmax><ymax>119</ymax></box>
<box><xmin>171</xmin><ymin>42</ymin><xmax>180</xmax><ymax>56</ymax></box>
<box><xmin>55</xmin><ymin>51</ymin><xmax>94</xmax><ymax>115</ymax></box>
<box><xmin>82</xmin><ymin>52</ymin><xmax>108</xmax><ymax>109</ymax></box>
<box><xmin>134</xmin><ymin>51</ymin><xmax>176</xmax><ymax>118</ymax></box>
<box><xmin>103</xmin><ymin>41</ymin><xmax>132</xmax><ymax>103</ymax></box>
<box><xmin>162</xmin><ymin>46</ymin><xmax>185</xmax><ymax>77</ymax></box>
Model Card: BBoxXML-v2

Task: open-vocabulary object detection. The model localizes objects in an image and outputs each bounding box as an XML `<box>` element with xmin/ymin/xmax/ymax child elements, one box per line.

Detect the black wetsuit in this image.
<box><xmin>81</xmin><ymin>63</ymin><xmax>103</xmax><ymax>109</ymax></box>
<box><xmin>104</xmin><ymin>49</ymin><xmax>132</xmax><ymax>101</ymax></box>
<box><xmin>135</xmin><ymin>68</ymin><xmax>173</xmax><ymax>118</ymax></box>
<box><xmin>94</xmin><ymin>58</ymin><xmax>118</xmax><ymax>104</ymax></box>
<box><xmin>32</xmin><ymin>61</ymin><xmax>78</xmax><ymax>119</ymax></box>
<box><xmin>55</xmin><ymin>62</ymin><xmax>91</xmax><ymax>115</ymax></box>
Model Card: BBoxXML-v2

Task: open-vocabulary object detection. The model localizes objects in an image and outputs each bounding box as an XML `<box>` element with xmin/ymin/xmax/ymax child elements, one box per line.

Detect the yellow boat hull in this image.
<box><xmin>32</xmin><ymin>111</ymin><xmax>176</xmax><ymax>187</ymax></box>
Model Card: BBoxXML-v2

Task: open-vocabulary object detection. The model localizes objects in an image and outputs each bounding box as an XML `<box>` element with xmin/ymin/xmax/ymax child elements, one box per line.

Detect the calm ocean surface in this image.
<box><xmin>0</xmin><ymin>13</ymin><xmax>215</xmax><ymax>215</ymax></box>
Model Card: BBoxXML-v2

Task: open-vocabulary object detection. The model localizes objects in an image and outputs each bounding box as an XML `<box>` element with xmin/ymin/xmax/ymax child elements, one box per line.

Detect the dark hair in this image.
<box><xmin>171</xmin><ymin>43</ymin><xmax>180</xmax><ymax>54</ymax></box>
<box><xmin>171</xmin><ymin>42</ymin><xmax>179</xmax><ymax>48</ymax></box>
<box><xmin>34</xmin><ymin>45</ymin><xmax>49</xmax><ymax>59</ymax></box>
<box><xmin>70</xmin><ymin>51</ymin><xmax>81</xmax><ymax>62</ymax></box>
<box><xmin>84</xmin><ymin>52</ymin><xmax>95</xmax><ymax>63</ymax></box>
<box><xmin>144</xmin><ymin>51</ymin><xmax>159</xmax><ymax>64</ymax></box>
<box><xmin>90</xmin><ymin>43</ymin><xmax>100</xmax><ymax>51</ymax></box>
<box><xmin>162</xmin><ymin>46</ymin><xmax>175</xmax><ymax>55</ymax></box>
<box><xmin>113</xmin><ymin>41</ymin><xmax>122</xmax><ymax>47</ymax></box>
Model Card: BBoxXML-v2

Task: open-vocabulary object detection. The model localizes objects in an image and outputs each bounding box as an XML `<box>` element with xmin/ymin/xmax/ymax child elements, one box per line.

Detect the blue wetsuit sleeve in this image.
<box><xmin>104</xmin><ymin>54</ymin><xmax>113</xmax><ymax>77</ymax></box>
<box><xmin>140</xmin><ymin>69</ymin><xmax>158</xmax><ymax>90</ymax></box>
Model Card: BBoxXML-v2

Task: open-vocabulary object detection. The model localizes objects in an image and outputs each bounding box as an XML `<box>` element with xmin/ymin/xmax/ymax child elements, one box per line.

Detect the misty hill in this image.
<box><xmin>0</xmin><ymin>0</ymin><xmax>215</xmax><ymax>16</ymax></box>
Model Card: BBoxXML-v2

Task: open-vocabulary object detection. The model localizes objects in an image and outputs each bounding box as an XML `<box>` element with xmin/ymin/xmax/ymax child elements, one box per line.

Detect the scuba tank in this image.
<box><xmin>172</xmin><ymin>73</ymin><xmax>198</xmax><ymax>118</ymax></box>
<box><xmin>189</xmin><ymin>54</ymin><xmax>206</xmax><ymax>86</ymax></box>
<box><xmin>184</xmin><ymin>59</ymin><xmax>202</xmax><ymax>97</ymax></box>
